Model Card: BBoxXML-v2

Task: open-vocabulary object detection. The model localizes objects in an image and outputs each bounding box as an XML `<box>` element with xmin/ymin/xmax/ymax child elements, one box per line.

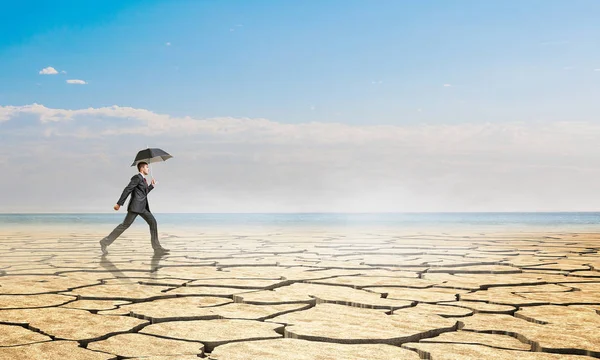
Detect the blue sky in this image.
<box><xmin>1</xmin><ymin>1</ymin><xmax>600</xmax><ymax>213</ymax></box>
<box><xmin>2</xmin><ymin>0</ymin><xmax>599</xmax><ymax>124</ymax></box>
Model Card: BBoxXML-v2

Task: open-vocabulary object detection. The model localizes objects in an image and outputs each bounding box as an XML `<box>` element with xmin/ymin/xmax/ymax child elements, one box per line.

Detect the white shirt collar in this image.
<box><xmin>139</xmin><ymin>172</ymin><xmax>145</xmax><ymax>178</ymax></box>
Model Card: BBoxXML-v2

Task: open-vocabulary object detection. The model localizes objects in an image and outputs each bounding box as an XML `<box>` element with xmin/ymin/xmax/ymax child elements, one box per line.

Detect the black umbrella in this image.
<box><xmin>130</xmin><ymin>148</ymin><xmax>173</xmax><ymax>180</ymax></box>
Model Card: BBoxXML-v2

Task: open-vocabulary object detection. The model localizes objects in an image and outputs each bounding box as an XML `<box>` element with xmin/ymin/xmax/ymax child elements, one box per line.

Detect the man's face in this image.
<box><xmin>140</xmin><ymin>164</ymin><xmax>149</xmax><ymax>175</ymax></box>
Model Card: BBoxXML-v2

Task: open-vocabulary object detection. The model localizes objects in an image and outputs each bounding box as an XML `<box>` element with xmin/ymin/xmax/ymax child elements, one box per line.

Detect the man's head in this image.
<box><xmin>137</xmin><ymin>162</ymin><xmax>149</xmax><ymax>175</ymax></box>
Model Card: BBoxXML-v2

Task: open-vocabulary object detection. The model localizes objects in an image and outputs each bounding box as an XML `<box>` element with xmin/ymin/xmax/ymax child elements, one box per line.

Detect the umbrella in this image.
<box><xmin>130</xmin><ymin>148</ymin><xmax>173</xmax><ymax>180</ymax></box>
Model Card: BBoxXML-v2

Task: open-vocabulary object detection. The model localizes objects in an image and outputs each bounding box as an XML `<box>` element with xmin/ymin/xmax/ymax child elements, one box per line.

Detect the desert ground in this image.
<box><xmin>0</xmin><ymin>226</ymin><xmax>599</xmax><ymax>359</ymax></box>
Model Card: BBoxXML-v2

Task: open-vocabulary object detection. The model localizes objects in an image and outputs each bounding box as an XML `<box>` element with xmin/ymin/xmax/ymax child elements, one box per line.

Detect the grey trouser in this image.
<box><xmin>102</xmin><ymin>209</ymin><xmax>161</xmax><ymax>250</ymax></box>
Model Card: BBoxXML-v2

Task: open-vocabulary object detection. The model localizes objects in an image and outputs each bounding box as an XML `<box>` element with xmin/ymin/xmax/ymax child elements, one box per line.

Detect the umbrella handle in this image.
<box><xmin>146</xmin><ymin>145</ymin><xmax>154</xmax><ymax>180</ymax></box>
<box><xmin>147</xmin><ymin>145</ymin><xmax>151</xmax><ymax>180</ymax></box>
<box><xmin>149</xmin><ymin>162</ymin><xmax>158</xmax><ymax>185</ymax></box>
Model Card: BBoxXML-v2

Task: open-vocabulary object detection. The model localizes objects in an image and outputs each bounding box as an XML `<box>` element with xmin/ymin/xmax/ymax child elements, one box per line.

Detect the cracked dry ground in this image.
<box><xmin>1</xmin><ymin>228</ymin><xmax>600</xmax><ymax>359</ymax></box>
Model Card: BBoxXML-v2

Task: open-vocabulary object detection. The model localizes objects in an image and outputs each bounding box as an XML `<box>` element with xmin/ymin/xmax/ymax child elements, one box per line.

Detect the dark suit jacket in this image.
<box><xmin>117</xmin><ymin>174</ymin><xmax>154</xmax><ymax>213</ymax></box>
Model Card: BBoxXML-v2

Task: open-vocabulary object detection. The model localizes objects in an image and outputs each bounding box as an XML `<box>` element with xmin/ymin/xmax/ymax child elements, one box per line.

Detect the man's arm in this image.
<box><xmin>116</xmin><ymin>175</ymin><xmax>140</xmax><ymax>206</ymax></box>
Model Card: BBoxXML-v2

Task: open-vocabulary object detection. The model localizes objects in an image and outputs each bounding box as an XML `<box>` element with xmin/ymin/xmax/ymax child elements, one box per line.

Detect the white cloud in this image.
<box><xmin>61</xmin><ymin>70</ymin><xmax>67</xmax><ymax>74</ymax></box>
<box><xmin>443</xmin><ymin>84</ymin><xmax>452</xmax><ymax>87</ymax></box>
<box><xmin>165</xmin><ymin>42</ymin><xmax>171</xmax><ymax>46</ymax></box>
<box><xmin>1</xmin><ymin>104</ymin><xmax>599</xmax><ymax>151</ymax></box>
<box><xmin>3</xmin><ymin>104</ymin><xmax>600</xmax><ymax>212</ymax></box>
<box><xmin>66</xmin><ymin>79</ymin><xmax>87</xmax><ymax>85</ymax></box>
<box><xmin>39</xmin><ymin>67</ymin><xmax>58</xmax><ymax>75</ymax></box>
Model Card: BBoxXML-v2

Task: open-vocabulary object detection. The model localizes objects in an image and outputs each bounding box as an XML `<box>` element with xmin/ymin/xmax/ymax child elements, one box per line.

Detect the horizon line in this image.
<box><xmin>1</xmin><ymin>211</ymin><xmax>600</xmax><ymax>215</ymax></box>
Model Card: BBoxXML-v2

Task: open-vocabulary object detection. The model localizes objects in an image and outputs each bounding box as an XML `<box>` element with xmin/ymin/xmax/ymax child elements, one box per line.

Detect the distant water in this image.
<box><xmin>1</xmin><ymin>213</ymin><xmax>600</xmax><ymax>230</ymax></box>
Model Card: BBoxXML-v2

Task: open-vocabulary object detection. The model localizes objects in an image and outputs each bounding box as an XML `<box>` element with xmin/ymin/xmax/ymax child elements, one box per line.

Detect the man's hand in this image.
<box><xmin>114</xmin><ymin>204</ymin><xmax>120</xmax><ymax>211</ymax></box>
<box><xmin>151</xmin><ymin>178</ymin><xmax>156</xmax><ymax>186</ymax></box>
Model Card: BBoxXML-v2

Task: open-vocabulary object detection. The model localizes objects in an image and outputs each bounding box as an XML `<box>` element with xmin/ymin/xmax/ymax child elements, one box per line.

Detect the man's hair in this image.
<box><xmin>137</xmin><ymin>162</ymin><xmax>148</xmax><ymax>172</ymax></box>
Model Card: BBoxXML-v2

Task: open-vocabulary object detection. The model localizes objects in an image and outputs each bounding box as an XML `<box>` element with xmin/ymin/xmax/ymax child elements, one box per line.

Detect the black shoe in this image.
<box><xmin>154</xmin><ymin>247</ymin><xmax>170</xmax><ymax>255</ymax></box>
<box><xmin>100</xmin><ymin>240</ymin><xmax>108</xmax><ymax>255</ymax></box>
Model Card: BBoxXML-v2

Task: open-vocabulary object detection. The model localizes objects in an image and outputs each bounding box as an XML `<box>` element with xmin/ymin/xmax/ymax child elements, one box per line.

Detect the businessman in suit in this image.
<box><xmin>100</xmin><ymin>162</ymin><xmax>170</xmax><ymax>255</ymax></box>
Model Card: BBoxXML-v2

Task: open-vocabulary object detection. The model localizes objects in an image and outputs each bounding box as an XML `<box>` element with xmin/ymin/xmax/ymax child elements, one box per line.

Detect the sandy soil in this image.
<box><xmin>0</xmin><ymin>226</ymin><xmax>599</xmax><ymax>359</ymax></box>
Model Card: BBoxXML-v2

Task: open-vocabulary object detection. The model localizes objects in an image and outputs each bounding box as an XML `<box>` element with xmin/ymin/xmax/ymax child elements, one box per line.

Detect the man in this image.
<box><xmin>100</xmin><ymin>162</ymin><xmax>170</xmax><ymax>255</ymax></box>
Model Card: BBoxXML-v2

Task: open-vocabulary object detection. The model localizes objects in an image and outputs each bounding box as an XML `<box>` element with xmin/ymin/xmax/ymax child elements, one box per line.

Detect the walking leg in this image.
<box><xmin>139</xmin><ymin>210</ymin><xmax>162</xmax><ymax>250</ymax></box>
<box><xmin>101</xmin><ymin>212</ymin><xmax>138</xmax><ymax>247</ymax></box>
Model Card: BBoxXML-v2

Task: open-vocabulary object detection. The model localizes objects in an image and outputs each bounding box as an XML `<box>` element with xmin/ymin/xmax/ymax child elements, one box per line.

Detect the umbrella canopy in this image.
<box><xmin>130</xmin><ymin>148</ymin><xmax>173</xmax><ymax>167</ymax></box>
